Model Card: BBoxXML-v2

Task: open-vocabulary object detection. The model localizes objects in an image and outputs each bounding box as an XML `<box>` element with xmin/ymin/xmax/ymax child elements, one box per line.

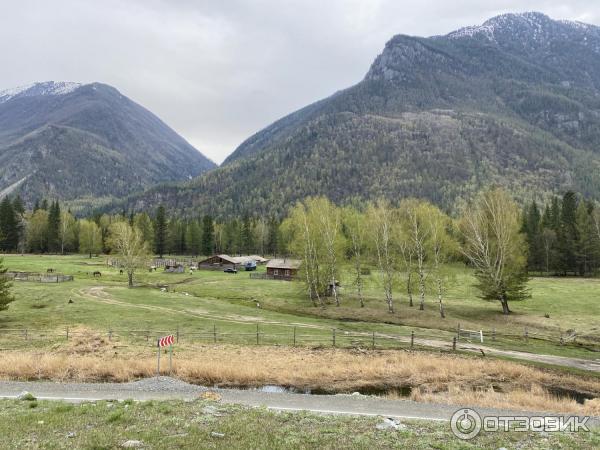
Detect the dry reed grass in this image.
<box><xmin>1</xmin><ymin>328</ymin><xmax>598</xmax><ymax>415</ymax></box>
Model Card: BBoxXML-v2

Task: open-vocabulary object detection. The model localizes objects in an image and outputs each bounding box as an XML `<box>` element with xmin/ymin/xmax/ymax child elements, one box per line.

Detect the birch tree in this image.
<box><xmin>59</xmin><ymin>211</ymin><xmax>77</xmax><ymax>254</ymax></box>
<box><xmin>425</xmin><ymin>204</ymin><xmax>456</xmax><ymax>318</ymax></box>
<box><xmin>316</xmin><ymin>198</ymin><xmax>342</xmax><ymax>306</ymax></box>
<box><xmin>460</xmin><ymin>189</ymin><xmax>530</xmax><ymax>315</ymax></box>
<box><xmin>401</xmin><ymin>199</ymin><xmax>429</xmax><ymax>311</ymax></box>
<box><xmin>79</xmin><ymin>220</ymin><xmax>102</xmax><ymax>258</ymax></box>
<box><xmin>283</xmin><ymin>201</ymin><xmax>323</xmax><ymax>305</ymax></box>
<box><xmin>367</xmin><ymin>200</ymin><xmax>397</xmax><ymax>313</ymax></box>
<box><xmin>108</xmin><ymin>221</ymin><xmax>149</xmax><ymax>288</ymax></box>
<box><xmin>342</xmin><ymin>206</ymin><xmax>367</xmax><ymax>307</ymax></box>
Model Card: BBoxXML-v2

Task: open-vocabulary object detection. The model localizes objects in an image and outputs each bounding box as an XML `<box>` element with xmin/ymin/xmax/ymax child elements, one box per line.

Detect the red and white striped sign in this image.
<box><xmin>158</xmin><ymin>335</ymin><xmax>174</xmax><ymax>347</ymax></box>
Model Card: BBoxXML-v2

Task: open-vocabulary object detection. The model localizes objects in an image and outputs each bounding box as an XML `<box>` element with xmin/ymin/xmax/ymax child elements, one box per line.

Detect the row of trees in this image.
<box><xmin>522</xmin><ymin>192</ymin><xmax>600</xmax><ymax>276</ymax></box>
<box><xmin>281</xmin><ymin>189</ymin><xmax>529</xmax><ymax>316</ymax></box>
<box><xmin>0</xmin><ymin>199</ymin><xmax>283</xmax><ymax>259</ymax></box>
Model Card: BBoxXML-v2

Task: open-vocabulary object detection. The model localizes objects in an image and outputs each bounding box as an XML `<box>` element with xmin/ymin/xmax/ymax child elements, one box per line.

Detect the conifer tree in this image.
<box><xmin>557</xmin><ymin>191</ymin><xmax>578</xmax><ymax>275</ymax></box>
<box><xmin>0</xmin><ymin>198</ymin><xmax>18</xmax><ymax>252</ymax></box>
<box><xmin>0</xmin><ymin>257</ymin><xmax>14</xmax><ymax>311</ymax></box>
<box><xmin>154</xmin><ymin>205</ymin><xmax>167</xmax><ymax>258</ymax></box>
<box><xmin>201</xmin><ymin>216</ymin><xmax>215</xmax><ymax>256</ymax></box>
<box><xmin>46</xmin><ymin>201</ymin><xmax>61</xmax><ymax>253</ymax></box>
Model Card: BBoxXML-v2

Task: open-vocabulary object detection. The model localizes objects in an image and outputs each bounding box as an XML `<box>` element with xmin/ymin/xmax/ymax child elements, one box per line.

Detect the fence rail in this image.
<box><xmin>1</xmin><ymin>324</ymin><xmax>596</xmax><ymax>354</ymax></box>
<box><xmin>3</xmin><ymin>272</ymin><xmax>74</xmax><ymax>283</ymax></box>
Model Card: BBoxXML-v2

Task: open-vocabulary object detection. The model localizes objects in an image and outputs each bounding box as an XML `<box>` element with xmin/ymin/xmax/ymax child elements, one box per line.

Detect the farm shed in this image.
<box><xmin>265</xmin><ymin>259</ymin><xmax>302</xmax><ymax>280</ymax></box>
<box><xmin>198</xmin><ymin>254</ymin><xmax>240</xmax><ymax>270</ymax></box>
<box><xmin>248</xmin><ymin>255</ymin><xmax>269</xmax><ymax>264</ymax></box>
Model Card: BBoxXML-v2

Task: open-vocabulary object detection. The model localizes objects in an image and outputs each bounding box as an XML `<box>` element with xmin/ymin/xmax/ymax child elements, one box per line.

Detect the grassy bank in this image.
<box><xmin>0</xmin><ymin>398</ymin><xmax>598</xmax><ymax>450</ymax></box>
<box><xmin>1</xmin><ymin>255</ymin><xmax>598</xmax><ymax>360</ymax></box>
<box><xmin>1</xmin><ymin>343</ymin><xmax>599</xmax><ymax>416</ymax></box>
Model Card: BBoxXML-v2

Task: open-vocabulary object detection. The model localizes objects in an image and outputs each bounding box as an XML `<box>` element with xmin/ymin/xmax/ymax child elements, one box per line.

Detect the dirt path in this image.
<box><xmin>76</xmin><ymin>286</ymin><xmax>600</xmax><ymax>373</ymax></box>
<box><xmin>0</xmin><ymin>378</ymin><xmax>597</xmax><ymax>427</ymax></box>
<box><xmin>76</xmin><ymin>286</ymin><xmax>328</xmax><ymax>329</ymax></box>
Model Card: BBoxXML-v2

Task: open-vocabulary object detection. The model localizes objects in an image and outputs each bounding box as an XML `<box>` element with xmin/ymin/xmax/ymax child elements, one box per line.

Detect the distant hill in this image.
<box><xmin>123</xmin><ymin>12</ymin><xmax>600</xmax><ymax>217</ymax></box>
<box><xmin>0</xmin><ymin>81</ymin><xmax>216</xmax><ymax>208</ymax></box>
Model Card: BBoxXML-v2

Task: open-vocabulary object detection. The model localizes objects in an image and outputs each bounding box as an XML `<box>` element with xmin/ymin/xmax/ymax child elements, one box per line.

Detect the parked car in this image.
<box><xmin>223</xmin><ymin>268</ymin><xmax>238</xmax><ymax>274</ymax></box>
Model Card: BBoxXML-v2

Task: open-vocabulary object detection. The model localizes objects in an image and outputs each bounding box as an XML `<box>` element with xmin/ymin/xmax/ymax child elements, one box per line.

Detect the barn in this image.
<box><xmin>197</xmin><ymin>254</ymin><xmax>240</xmax><ymax>270</ymax></box>
<box><xmin>265</xmin><ymin>259</ymin><xmax>302</xmax><ymax>280</ymax></box>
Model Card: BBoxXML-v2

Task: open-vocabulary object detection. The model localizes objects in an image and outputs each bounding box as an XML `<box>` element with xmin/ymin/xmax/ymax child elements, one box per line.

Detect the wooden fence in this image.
<box><xmin>3</xmin><ymin>272</ymin><xmax>74</xmax><ymax>283</ymax></box>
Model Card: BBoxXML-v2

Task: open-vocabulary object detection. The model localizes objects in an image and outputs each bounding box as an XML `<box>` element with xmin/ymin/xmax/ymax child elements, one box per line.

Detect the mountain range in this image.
<box><xmin>115</xmin><ymin>12</ymin><xmax>600</xmax><ymax>218</ymax></box>
<box><xmin>0</xmin><ymin>81</ymin><xmax>215</xmax><ymax>208</ymax></box>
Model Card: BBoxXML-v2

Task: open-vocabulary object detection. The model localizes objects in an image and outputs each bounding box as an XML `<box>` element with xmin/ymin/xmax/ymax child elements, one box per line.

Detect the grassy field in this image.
<box><xmin>0</xmin><ymin>254</ymin><xmax>598</xmax><ymax>359</ymax></box>
<box><xmin>0</xmin><ymin>397</ymin><xmax>597</xmax><ymax>450</ymax></box>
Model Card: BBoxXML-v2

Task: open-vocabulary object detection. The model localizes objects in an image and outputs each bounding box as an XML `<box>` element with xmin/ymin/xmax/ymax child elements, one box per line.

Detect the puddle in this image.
<box><xmin>547</xmin><ymin>387</ymin><xmax>596</xmax><ymax>405</ymax></box>
<box><xmin>219</xmin><ymin>384</ymin><xmax>413</xmax><ymax>397</ymax></box>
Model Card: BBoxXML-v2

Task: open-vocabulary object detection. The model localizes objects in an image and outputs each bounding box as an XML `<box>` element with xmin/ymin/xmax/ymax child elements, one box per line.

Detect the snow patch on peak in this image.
<box><xmin>446</xmin><ymin>12</ymin><xmax>597</xmax><ymax>42</ymax></box>
<box><xmin>0</xmin><ymin>81</ymin><xmax>82</xmax><ymax>104</ymax></box>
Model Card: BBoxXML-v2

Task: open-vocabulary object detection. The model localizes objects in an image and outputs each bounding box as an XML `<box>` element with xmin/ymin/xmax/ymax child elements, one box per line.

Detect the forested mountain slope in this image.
<box><xmin>0</xmin><ymin>82</ymin><xmax>216</xmax><ymax>207</ymax></box>
<box><xmin>121</xmin><ymin>12</ymin><xmax>600</xmax><ymax>217</ymax></box>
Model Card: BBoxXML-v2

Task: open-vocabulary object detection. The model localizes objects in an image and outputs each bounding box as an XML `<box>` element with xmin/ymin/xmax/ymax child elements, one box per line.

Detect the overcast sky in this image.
<box><xmin>1</xmin><ymin>1</ymin><xmax>599</xmax><ymax>164</ymax></box>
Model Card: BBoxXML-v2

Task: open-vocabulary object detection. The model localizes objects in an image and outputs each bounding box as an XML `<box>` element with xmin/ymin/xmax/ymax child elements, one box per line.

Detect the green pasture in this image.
<box><xmin>0</xmin><ymin>254</ymin><xmax>598</xmax><ymax>360</ymax></box>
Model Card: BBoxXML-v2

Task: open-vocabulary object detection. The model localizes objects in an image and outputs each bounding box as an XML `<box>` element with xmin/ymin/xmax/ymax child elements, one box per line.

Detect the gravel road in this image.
<box><xmin>0</xmin><ymin>377</ymin><xmax>597</xmax><ymax>428</ymax></box>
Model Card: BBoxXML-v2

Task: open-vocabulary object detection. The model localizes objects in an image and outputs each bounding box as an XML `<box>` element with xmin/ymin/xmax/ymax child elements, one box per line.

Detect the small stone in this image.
<box><xmin>200</xmin><ymin>391</ymin><xmax>221</xmax><ymax>402</ymax></box>
<box><xmin>202</xmin><ymin>406</ymin><xmax>218</xmax><ymax>415</ymax></box>
<box><xmin>376</xmin><ymin>417</ymin><xmax>405</xmax><ymax>431</ymax></box>
<box><xmin>121</xmin><ymin>440</ymin><xmax>144</xmax><ymax>448</ymax></box>
<box><xmin>18</xmin><ymin>391</ymin><xmax>36</xmax><ymax>401</ymax></box>
<box><xmin>211</xmin><ymin>432</ymin><xmax>225</xmax><ymax>438</ymax></box>
<box><xmin>351</xmin><ymin>392</ymin><xmax>361</xmax><ymax>396</ymax></box>
<box><xmin>37</xmin><ymin>421</ymin><xmax>44</xmax><ymax>425</ymax></box>
<box><xmin>67</xmin><ymin>432</ymin><xmax>76</xmax><ymax>438</ymax></box>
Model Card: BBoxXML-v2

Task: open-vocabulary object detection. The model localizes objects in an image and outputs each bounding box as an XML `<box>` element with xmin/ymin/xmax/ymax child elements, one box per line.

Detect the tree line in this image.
<box><xmin>0</xmin><ymin>198</ymin><xmax>282</xmax><ymax>258</ymax></box>
<box><xmin>280</xmin><ymin>189</ymin><xmax>529</xmax><ymax>316</ymax></box>
<box><xmin>521</xmin><ymin>191</ymin><xmax>600</xmax><ymax>276</ymax></box>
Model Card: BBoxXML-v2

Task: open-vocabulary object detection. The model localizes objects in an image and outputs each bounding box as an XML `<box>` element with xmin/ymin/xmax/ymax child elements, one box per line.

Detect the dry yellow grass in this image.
<box><xmin>0</xmin><ymin>328</ymin><xmax>598</xmax><ymax>415</ymax></box>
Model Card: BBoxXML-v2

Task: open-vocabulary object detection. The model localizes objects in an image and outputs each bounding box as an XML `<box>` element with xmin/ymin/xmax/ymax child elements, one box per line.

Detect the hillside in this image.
<box><xmin>0</xmin><ymin>82</ymin><xmax>216</xmax><ymax>207</ymax></box>
<box><xmin>122</xmin><ymin>12</ymin><xmax>600</xmax><ymax>217</ymax></box>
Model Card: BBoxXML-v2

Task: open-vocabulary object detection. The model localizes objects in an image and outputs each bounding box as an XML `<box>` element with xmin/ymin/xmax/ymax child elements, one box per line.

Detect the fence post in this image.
<box><xmin>146</xmin><ymin>331</ymin><xmax>149</xmax><ymax>343</ymax></box>
<box><xmin>452</xmin><ymin>337</ymin><xmax>457</xmax><ymax>351</ymax></box>
<box><xmin>332</xmin><ymin>329</ymin><xmax>336</xmax><ymax>347</ymax></box>
<box><xmin>24</xmin><ymin>329</ymin><xmax>28</xmax><ymax>341</ymax></box>
<box><xmin>108</xmin><ymin>329</ymin><xmax>112</xmax><ymax>341</ymax></box>
<box><xmin>411</xmin><ymin>331</ymin><xmax>415</xmax><ymax>348</ymax></box>
<box><xmin>293</xmin><ymin>326</ymin><xmax>296</xmax><ymax>347</ymax></box>
<box><xmin>524</xmin><ymin>328</ymin><xmax>528</xmax><ymax>343</ymax></box>
<box><xmin>176</xmin><ymin>326</ymin><xmax>179</xmax><ymax>344</ymax></box>
<box><xmin>256</xmin><ymin>323</ymin><xmax>260</xmax><ymax>345</ymax></box>
<box><xmin>492</xmin><ymin>328</ymin><xmax>496</xmax><ymax>342</ymax></box>
<box><xmin>213</xmin><ymin>324</ymin><xmax>217</xmax><ymax>344</ymax></box>
<box><xmin>66</xmin><ymin>327</ymin><xmax>69</xmax><ymax>341</ymax></box>
<box><xmin>372</xmin><ymin>332</ymin><xmax>375</xmax><ymax>350</ymax></box>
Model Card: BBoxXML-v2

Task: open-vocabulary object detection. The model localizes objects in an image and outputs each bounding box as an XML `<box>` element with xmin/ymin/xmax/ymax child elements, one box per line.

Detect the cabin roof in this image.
<box><xmin>266</xmin><ymin>259</ymin><xmax>302</xmax><ymax>270</ymax></box>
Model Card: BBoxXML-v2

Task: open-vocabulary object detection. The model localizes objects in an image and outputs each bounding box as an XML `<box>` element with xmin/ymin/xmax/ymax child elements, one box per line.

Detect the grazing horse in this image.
<box><xmin>93</xmin><ymin>271</ymin><xmax>102</xmax><ymax>277</ymax></box>
<box><xmin>47</xmin><ymin>268</ymin><xmax>54</xmax><ymax>273</ymax></box>
<box><xmin>119</xmin><ymin>269</ymin><xmax>124</xmax><ymax>275</ymax></box>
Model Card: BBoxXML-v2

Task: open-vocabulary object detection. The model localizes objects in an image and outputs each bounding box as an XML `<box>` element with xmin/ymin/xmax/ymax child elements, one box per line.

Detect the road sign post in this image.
<box><xmin>157</xmin><ymin>335</ymin><xmax>175</xmax><ymax>376</ymax></box>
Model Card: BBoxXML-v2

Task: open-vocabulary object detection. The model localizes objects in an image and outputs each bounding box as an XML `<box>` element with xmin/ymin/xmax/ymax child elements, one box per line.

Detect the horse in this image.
<box><xmin>93</xmin><ymin>271</ymin><xmax>102</xmax><ymax>277</ymax></box>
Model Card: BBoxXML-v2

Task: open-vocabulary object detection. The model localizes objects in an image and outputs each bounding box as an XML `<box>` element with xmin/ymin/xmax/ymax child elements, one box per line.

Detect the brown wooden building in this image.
<box><xmin>266</xmin><ymin>259</ymin><xmax>302</xmax><ymax>280</ymax></box>
<box><xmin>198</xmin><ymin>254</ymin><xmax>240</xmax><ymax>270</ymax></box>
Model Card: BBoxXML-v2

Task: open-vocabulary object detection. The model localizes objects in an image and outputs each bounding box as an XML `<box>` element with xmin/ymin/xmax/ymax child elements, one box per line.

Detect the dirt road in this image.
<box><xmin>0</xmin><ymin>378</ymin><xmax>597</xmax><ymax>428</ymax></box>
<box><xmin>77</xmin><ymin>286</ymin><xmax>600</xmax><ymax>373</ymax></box>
